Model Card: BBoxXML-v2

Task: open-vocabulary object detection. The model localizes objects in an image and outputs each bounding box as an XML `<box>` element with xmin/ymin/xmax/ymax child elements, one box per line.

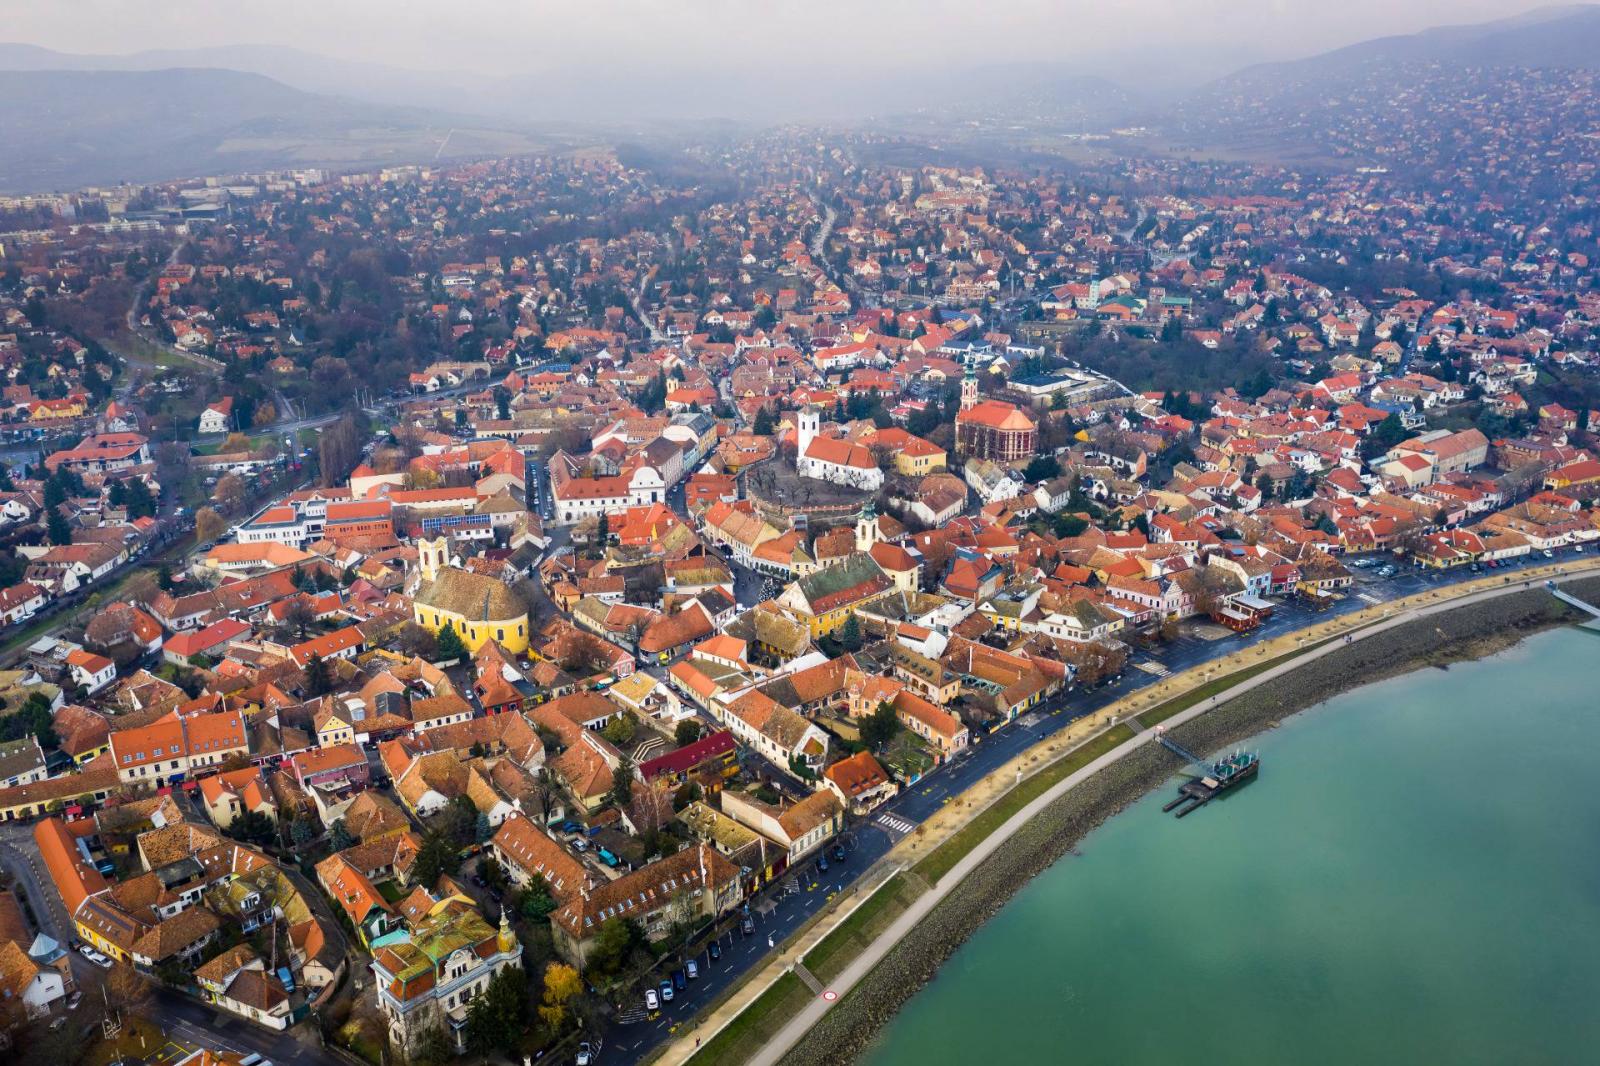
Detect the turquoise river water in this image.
<box><xmin>864</xmin><ymin>627</ymin><xmax>1600</xmax><ymax>1066</ymax></box>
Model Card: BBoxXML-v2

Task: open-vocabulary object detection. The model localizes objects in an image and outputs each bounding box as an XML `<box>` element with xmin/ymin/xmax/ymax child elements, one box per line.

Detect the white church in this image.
<box><xmin>795</xmin><ymin>405</ymin><xmax>884</xmax><ymax>491</ymax></box>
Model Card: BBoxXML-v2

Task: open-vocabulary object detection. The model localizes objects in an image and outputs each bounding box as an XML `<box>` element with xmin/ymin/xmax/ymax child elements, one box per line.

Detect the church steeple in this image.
<box><xmin>498</xmin><ymin>905</ymin><xmax>517</xmax><ymax>954</ymax></box>
<box><xmin>960</xmin><ymin>354</ymin><xmax>978</xmax><ymax>412</ymax></box>
<box><xmin>855</xmin><ymin>499</ymin><xmax>879</xmax><ymax>553</ymax></box>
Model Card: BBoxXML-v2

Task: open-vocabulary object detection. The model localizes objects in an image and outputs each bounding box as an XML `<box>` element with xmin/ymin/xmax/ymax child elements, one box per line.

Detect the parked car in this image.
<box><xmin>77</xmin><ymin>945</ymin><xmax>112</xmax><ymax>968</ymax></box>
<box><xmin>644</xmin><ymin>988</ymin><xmax>660</xmax><ymax>1011</ymax></box>
<box><xmin>686</xmin><ymin>959</ymin><xmax>700</xmax><ymax>980</ymax></box>
<box><xmin>1544</xmin><ymin>549</ymin><xmax>1555</xmax><ymax>558</ymax></box>
<box><xmin>708</xmin><ymin>941</ymin><xmax>722</xmax><ymax>961</ymax></box>
<box><xmin>571</xmin><ymin>837</ymin><xmax>589</xmax><ymax>852</ymax></box>
<box><xmin>831</xmin><ymin>843</ymin><xmax>847</xmax><ymax>863</ymax></box>
<box><xmin>659</xmin><ymin>979</ymin><xmax>675</xmax><ymax>1003</ymax></box>
<box><xmin>816</xmin><ymin>857</ymin><xmax>829</xmax><ymax>874</ymax></box>
<box><xmin>576</xmin><ymin>1042</ymin><xmax>593</xmax><ymax>1066</ymax></box>
<box><xmin>741</xmin><ymin>916</ymin><xmax>755</xmax><ymax>936</ymax></box>
<box><xmin>672</xmin><ymin>968</ymin><xmax>687</xmax><ymax>991</ymax></box>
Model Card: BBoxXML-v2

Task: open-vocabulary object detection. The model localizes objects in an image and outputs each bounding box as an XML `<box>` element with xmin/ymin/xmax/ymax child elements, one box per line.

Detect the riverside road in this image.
<box><xmin>603</xmin><ymin>549</ymin><xmax>1573</xmax><ymax>1064</ymax></box>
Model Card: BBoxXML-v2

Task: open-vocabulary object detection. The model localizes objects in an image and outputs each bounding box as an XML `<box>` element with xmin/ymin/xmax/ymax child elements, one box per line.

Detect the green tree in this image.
<box><xmin>46</xmin><ymin>506</ymin><xmax>71</xmax><ymax>546</ymax></box>
<box><xmin>860</xmin><ymin>701</ymin><xmax>900</xmax><ymax>751</ymax></box>
<box><xmin>752</xmin><ymin>406</ymin><xmax>775</xmax><ymax>436</ymax></box>
<box><xmin>674</xmin><ymin>719</ymin><xmax>703</xmax><ymax>747</ymax></box>
<box><xmin>601</xmin><ymin>714</ymin><xmax>636</xmax><ymax>746</ymax></box>
<box><xmin>303</xmin><ymin>652</ymin><xmax>332</xmax><ymax>696</ymax></box>
<box><xmin>290</xmin><ymin>814</ymin><xmax>317</xmax><ymax>847</ymax></box>
<box><xmin>836</xmin><ymin>614</ymin><xmax>862</xmax><ymax>651</ymax></box>
<box><xmin>328</xmin><ymin>818</ymin><xmax>355</xmax><ymax>852</ymax></box>
<box><xmin>478</xmin><ymin>855</ymin><xmax>508</xmax><ymax>896</ymax></box>
<box><xmin>0</xmin><ymin>692</ymin><xmax>58</xmax><ymax>748</ymax></box>
<box><xmin>413</xmin><ymin>831</ymin><xmax>460</xmax><ymax>887</ymax></box>
<box><xmin>608</xmin><ymin>756</ymin><xmax>634</xmax><ymax>808</ymax></box>
<box><xmin>516</xmin><ymin>875</ymin><xmax>556</xmax><ymax>922</ymax></box>
<box><xmin>1024</xmin><ymin>455</ymin><xmax>1060</xmax><ymax>483</ymax></box>
<box><xmin>465</xmin><ymin>965</ymin><xmax>530</xmax><ymax>1055</ymax></box>
<box><xmin>227</xmin><ymin>809</ymin><xmax>276</xmax><ymax>847</ymax></box>
<box><xmin>1051</xmin><ymin>513</ymin><xmax>1088</xmax><ymax>538</ymax></box>
<box><xmin>435</xmin><ymin>624</ymin><xmax>468</xmax><ymax>662</ymax></box>
<box><xmin>586</xmin><ymin>917</ymin><xmax>640</xmax><ymax>977</ymax></box>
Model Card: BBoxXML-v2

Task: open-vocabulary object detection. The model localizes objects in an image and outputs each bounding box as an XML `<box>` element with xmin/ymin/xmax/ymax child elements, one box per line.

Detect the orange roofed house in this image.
<box><xmin>109</xmin><ymin>711</ymin><xmax>250</xmax><ymax>790</ymax></box>
<box><xmin>370</xmin><ymin>898</ymin><xmax>523</xmax><ymax>1055</ymax></box>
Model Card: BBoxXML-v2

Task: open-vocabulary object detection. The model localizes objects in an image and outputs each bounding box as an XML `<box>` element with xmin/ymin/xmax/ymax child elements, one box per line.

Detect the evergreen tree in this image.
<box><xmin>752</xmin><ymin>406</ymin><xmax>775</xmax><ymax>436</ymax></box>
<box><xmin>329</xmin><ymin>819</ymin><xmax>355</xmax><ymax>852</ymax></box>
<box><xmin>435</xmin><ymin>624</ymin><xmax>468</xmax><ymax>661</ymax></box>
<box><xmin>608</xmin><ymin>756</ymin><xmax>634</xmax><ymax>808</ymax></box>
<box><xmin>303</xmin><ymin>653</ymin><xmax>332</xmax><ymax>696</ymax></box>
<box><xmin>46</xmin><ymin>507</ymin><xmax>71</xmax><ymax>546</ymax></box>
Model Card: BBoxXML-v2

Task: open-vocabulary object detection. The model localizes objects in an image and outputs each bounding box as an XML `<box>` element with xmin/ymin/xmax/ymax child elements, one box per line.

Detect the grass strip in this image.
<box><xmin>803</xmin><ymin>874</ymin><xmax>925</xmax><ymax>984</ymax></box>
<box><xmin>683</xmin><ymin>971</ymin><xmax>811</xmax><ymax>1066</ymax></box>
<box><xmin>1135</xmin><ymin>628</ymin><xmax>1354</xmax><ymax>728</ymax></box>
<box><xmin>914</xmin><ymin>723</ymin><xmax>1137</xmax><ymax>885</ymax></box>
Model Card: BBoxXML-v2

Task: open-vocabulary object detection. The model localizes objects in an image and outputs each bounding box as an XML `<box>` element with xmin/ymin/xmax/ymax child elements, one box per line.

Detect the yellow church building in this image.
<box><xmin>411</xmin><ymin>538</ymin><xmax>530</xmax><ymax>654</ymax></box>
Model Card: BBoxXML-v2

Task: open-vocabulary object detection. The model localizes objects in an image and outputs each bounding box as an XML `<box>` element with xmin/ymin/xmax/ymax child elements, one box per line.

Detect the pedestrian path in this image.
<box><xmin>792</xmin><ymin>961</ymin><xmax>824</xmax><ymax>995</ymax></box>
<box><xmin>875</xmin><ymin>813</ymin><xmax>916</xmax><ymax>835</ymax></box>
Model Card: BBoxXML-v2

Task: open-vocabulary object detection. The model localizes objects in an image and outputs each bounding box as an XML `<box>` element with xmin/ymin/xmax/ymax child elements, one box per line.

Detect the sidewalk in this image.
<box><xmin>658</xmin><ymin>559</ymin><xmax>1600</xmax><ymax>1066</ymax></box>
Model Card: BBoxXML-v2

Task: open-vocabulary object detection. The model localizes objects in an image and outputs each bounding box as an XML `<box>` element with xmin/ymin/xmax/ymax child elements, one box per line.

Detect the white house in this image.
<box><xmin>198</xmin><ymin>398</ymin><xmax>234</xmax><ymax>435</ymax></box>
<box><xmin>795</xmin><ymin>407</ymin><xmax>884</xmax><ymax>491</ymax></box>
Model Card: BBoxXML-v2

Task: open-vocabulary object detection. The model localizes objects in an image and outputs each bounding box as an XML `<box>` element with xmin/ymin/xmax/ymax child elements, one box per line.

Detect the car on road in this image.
<box><xmin>708</xmin><ymin>940</ymin><xmax>722</xmax><ymax>961</ymax></box>
<box><xmin>672</xmin><ymin>968</ymin><xmax>687</xmax><ymax>991</ymax></box>
<box><xmin>831</xmin><ymin>843</ymin><xmax>847</xmax><ymax>863</ymax></box>
<box><xmin>659</xmin><ymin>979</ymin><xmax>674</xmax><ymax>1003</ymax></box>
<box><xmin>644</xmin><ymin>988</ymin><xmax>660</xmax><ymax>1011</ymax></box>
<box><xmin>686</xmin><ymin>959</ymin><xmax>699</xmax><ymax>980</ymax></box>
<box><xmin>1543</xmin><ymin>549</ymin><xmax>1555</xmax><ymax>558</ymax></box>
<box><xmin>66</xmin><ymin>992</ymin><xmax>82</xmax><ymax>1011</ymax></box>
<box><xmin>740</xmin><ymin>916</ymin><xmax>755</xmax><ymax>936</ymax></box>
<box><xmin>1377</xmin><ymin>565</ymin><xmax>1397</xmax><ymax>578</ymax></box>
<box><xmin>576</xmin><ymin>1041</ymin><xmax>593</xmax><ymax>1066</ymax></box>
<box><xmin>816</xmin><ymin>857</ymin><xmax>829</xmax><ymax>874</ymax></box>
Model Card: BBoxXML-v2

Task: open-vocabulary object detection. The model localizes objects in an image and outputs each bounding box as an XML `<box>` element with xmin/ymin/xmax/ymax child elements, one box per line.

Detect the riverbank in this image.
<box><xmin>775</xmin><ymin>575</ymin><xmax>1600</xmax><ymax>1066</ymax></box>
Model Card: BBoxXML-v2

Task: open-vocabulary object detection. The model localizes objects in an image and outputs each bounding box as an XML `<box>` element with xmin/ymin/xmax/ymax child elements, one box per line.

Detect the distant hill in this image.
<box><xmin>0</xmin><ymin>67</ymin><xmax>548</xmax><ymax>192</ymax></box>
<box><xmin>1217</xmin><ymin>3</ymin><xmax>1600</xmax><ymax>95</ymax></box>
<box><xmin>0</xmin><ymin>41</ymin><xmax>478</xmax><ymax>114</ymax></box>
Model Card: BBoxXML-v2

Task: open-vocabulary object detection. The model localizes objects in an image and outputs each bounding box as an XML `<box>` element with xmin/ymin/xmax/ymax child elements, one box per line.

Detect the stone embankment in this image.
<box><xmin>779</xmin><ymin>578</ymin><xmax>1600</xmax><ymax>1066</ymax></box>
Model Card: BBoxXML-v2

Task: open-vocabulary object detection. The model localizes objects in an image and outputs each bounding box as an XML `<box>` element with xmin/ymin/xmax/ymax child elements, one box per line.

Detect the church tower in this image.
<box><xmin>960</xmin><ymin>355</ymin><xmax>978</xmax><ymax>412</ymax></box>
<box><xmin>419</xmin><ymin>536</ymin><xmax>448</xmax><ymax>584</ymax></box>
<box><xmin>855</xmin><ymin>500</ymin><xmax>879</xmax><ymax>553</ymax></box>
<box><xmin>498</xmin><ymin>906</ymin><xmax>517</xmax><ymax>956</ymax></box>
<box><xmin>797</xmin><ymin>405</ymin><xmax>820</xmax><ymax>461</ymax></box>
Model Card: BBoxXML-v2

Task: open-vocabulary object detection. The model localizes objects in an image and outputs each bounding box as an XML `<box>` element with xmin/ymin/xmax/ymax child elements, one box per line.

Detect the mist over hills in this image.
<box><xmin>0</xmin><ymin>66</ymin><xmax>551</xmax><ymax>192</ymax></box>
<box><xmin>3</xmin><ymin>5</ymin><xmax>1600</xmax><ymax>192</ymax></box>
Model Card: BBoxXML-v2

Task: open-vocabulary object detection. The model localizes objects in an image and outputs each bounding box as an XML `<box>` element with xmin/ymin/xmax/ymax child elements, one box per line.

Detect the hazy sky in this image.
<box><xmin>0</xmin><ymin>0</ymin><xmax>1571</xmax><ymax>76</ymax></box>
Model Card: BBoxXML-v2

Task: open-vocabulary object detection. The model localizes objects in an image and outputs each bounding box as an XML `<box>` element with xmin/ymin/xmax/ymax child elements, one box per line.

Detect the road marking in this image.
<box><xmin>875</xmin><ymin>813</ymin><xmax>916</xmax><ymax>835</ymax></box>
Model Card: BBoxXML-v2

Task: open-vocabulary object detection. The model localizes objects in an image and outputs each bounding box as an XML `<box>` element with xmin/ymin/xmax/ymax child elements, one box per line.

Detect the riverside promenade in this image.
<box><xmin>657</xmin><ymin>558</ymin><xmax>1600</xmax><ymax>1066</ymax></box>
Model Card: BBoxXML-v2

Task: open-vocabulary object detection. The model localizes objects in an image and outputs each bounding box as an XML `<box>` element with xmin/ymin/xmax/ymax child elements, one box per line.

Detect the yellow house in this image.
<box><xmin>31</xmin><ymin>397</ymin><xmax>86</xmax><ymax>421</ymax></box>
<box><xmin>412</xmin><ymin>539</ymin><xmax>529</xmax><ymax>653</ymax></box>
<box><xmin>895</xmin><ymin>437</ymin><xmax>947</xmax><ymax>477</ymax></box>
<box><xmin>315</xmin><ymin>704</ymin><xmax>355</xmax><ymax>747</ymax></box>
<box><xmin>775</xmin><ymin>553</ymin><xmax>896</xmax><ymax>638</ymax></box>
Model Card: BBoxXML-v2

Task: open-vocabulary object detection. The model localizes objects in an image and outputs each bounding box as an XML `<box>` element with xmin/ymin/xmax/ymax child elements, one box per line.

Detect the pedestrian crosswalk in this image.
<box><xmin>875</xmin><ymin>813</ymin><xmax>916</xmax><ymax>835</ymax></box>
